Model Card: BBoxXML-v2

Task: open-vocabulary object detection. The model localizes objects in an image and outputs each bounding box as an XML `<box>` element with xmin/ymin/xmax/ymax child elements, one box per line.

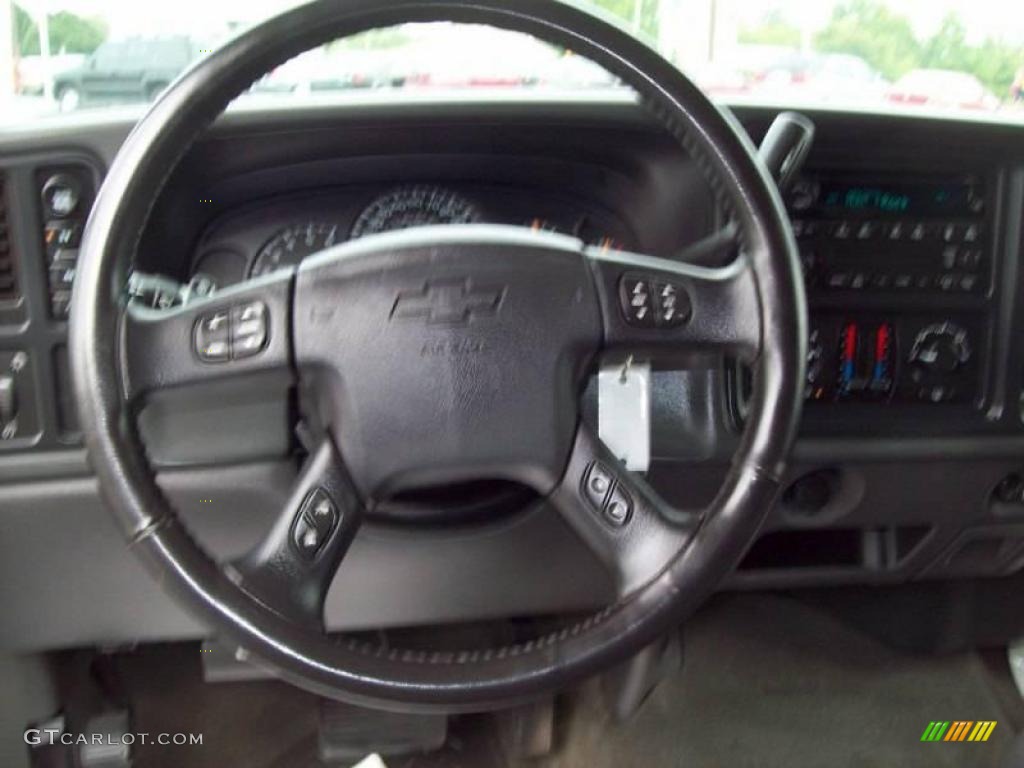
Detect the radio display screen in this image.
<box><xmin>793</xmin><ymin>176</ymin><xmax>984</xmax><ymax>218</ymax></box>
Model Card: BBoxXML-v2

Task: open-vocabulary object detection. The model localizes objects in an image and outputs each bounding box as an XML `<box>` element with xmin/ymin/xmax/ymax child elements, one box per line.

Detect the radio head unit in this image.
<box><xmin>788</xmin><ymin>173</ymin><xmax>988</xmax><ymax>296</ymax></box>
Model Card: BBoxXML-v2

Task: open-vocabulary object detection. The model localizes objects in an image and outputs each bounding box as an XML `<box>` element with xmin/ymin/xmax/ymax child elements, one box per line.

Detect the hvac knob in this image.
<box><xmin>909</xmin><ymin>323</ymin><xmax>971</xmax><ymax>374</ymax></box>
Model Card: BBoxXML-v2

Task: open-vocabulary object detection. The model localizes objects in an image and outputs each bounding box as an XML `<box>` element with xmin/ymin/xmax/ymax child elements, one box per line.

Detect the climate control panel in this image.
<box><xmin>805</xmin><ymin>315</ymin><xmax>981</xmax><ymax>405</ymax></box>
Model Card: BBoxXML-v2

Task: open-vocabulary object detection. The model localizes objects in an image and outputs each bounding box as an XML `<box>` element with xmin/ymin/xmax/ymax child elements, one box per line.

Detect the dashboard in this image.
<box><xmin>4</xmin><ymin>98</ymin><xmax>1024</xmax><ymax>652</ymax></box>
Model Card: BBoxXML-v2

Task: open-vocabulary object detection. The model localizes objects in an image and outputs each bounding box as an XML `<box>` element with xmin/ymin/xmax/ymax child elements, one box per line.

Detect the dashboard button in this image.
<box><xmin>49</xmin><ymin>291</ymin><xmax>72</xmax><ymax>320</ymax></box>
<box><xmin>855</xmin><ymin>221</ymin><xmax>877</xmax><ymax>240</ymax></box>
<box><xmin>886</xmin><ymin>221</ymin><xmax>906</xmax><ymax>241</ymax></box>
<box><xmin>48</xmin><ymin>259</ymin><xmax>77</xmax><ymax>292</ymax></box>
<box><xmin>41</xmin><ymin>174</ymin><xmax>82</xmax><ymax>219</ymax></box>
<box><xmin>958</xmin><ymin>249</ymin><xmax>982</xmax><ymax>269</ymax></box>
<box><xmin>44</xmin><ymin>221</ymin><xmax>82</xmax><ymax>255</ymax></box>
<box><xmin>827</xmin><ymin>272</ymin><xmax>850</xmax><ymax>289</ymax></box>
<box><xmin>942</xmin><ymin>246</ymin><xmax>958</xmax><ymax>270</ymax></box>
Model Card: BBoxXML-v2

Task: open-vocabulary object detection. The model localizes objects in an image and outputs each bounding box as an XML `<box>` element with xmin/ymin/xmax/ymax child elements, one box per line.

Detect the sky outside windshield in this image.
<box><xmin>3</xmin><ymin>0</ymin><xmax>1024</xmax><ymax>124</ymax></box>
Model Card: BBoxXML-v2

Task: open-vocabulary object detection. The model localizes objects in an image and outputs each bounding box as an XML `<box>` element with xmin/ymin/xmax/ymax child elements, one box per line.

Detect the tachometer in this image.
<box><xmin>250</xmin><ymin>221</ymin><xmax>340</xmax><ymax>278</ymax></box>
<box><xmin>351</xmin><ymin>185</ymin><xmax>479</xmax><ymax>239</ymax></box>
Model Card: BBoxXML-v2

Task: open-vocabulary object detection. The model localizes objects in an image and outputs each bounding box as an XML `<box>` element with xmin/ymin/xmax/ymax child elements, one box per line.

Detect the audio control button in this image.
<box><xmin>194</xmin><ymin>310</ymin><xmax>230</xmax><ymax>363</ymax></box>
<box><xmin>620</xmin><ymin>276</ymin><xmax>655</xmax><ymax>327</ymax></box>
<box><xmin>230</xmin><ymin>302</ymin><xmax>268</xmax><ymax>360</ymax></box>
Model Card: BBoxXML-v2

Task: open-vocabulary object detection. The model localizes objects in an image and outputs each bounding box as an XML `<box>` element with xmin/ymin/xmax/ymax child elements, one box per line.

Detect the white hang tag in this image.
<box><xmin>598</xmin><ymin>360</ymin><xmax>651</xmax><ymax>473</ymax></box>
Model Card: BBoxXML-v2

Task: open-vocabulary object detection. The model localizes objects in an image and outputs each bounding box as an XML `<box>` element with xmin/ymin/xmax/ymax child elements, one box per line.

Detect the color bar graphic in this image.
<box><xmin>921</xmin><ymin>721</ymin><xmax>996</xmax><ymax>742</ymax></box>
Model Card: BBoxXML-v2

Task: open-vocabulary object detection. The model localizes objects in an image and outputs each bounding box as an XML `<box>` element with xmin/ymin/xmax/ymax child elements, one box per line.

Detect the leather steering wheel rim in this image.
<box><xmin>70</xmin><ymin>0</ymin><xmax>807</xmax><ymax>712</ymax></box>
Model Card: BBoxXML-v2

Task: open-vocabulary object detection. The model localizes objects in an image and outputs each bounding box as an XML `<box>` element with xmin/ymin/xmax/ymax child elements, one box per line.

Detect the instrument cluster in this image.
<box><xmin>192</xmin><ymin>183</ymin><xmax>633</xmax><ymax>288</ymax></box>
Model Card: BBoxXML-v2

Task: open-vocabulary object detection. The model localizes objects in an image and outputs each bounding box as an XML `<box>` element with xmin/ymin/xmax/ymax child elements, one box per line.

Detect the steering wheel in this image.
<box><xmin>70</xmin><ymin>0</ymin><xmax>806</xmax><ymax>711</ymax></box>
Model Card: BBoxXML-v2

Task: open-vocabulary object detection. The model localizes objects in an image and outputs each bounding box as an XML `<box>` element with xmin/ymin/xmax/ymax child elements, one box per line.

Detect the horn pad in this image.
<box><xmin>293</xmin><ymin>227</ymin><xmax>603</xmax><ymax>502</ymax></box>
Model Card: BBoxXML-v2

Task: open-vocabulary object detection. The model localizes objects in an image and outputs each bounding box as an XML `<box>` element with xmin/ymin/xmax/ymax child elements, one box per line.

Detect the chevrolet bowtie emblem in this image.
<box><xmin>391</xmin><ymin>279</ymin><xmax>505</xmax><ymax>325</ymax></box>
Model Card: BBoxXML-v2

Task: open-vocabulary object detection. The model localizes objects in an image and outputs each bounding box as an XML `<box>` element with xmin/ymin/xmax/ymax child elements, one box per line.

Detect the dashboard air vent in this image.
<box><xmin>0</xmin><ymin>175</ymin><xmax>18</xmax><ymax>302</ymax></box>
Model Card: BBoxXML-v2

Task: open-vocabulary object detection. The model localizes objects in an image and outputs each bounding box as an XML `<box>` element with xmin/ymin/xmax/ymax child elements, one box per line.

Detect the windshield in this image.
<box><xmin>3</xmin><ymin>0</ymin><xmax>1024</xmax><ymax>126</ymax></box>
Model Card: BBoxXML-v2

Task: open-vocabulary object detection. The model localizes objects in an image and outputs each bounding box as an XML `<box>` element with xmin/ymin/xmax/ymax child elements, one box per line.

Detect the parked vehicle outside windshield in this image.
<box><xmin>2</xmin><ymin>0</ymin><xmax>1024</xmax><ymax>126</ymax></box>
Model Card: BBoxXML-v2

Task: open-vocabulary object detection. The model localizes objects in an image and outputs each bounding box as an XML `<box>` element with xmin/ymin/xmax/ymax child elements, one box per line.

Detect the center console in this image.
<box><xmin>786</xmin><ymin>171</ymin><xmax>992</xmax><ymax>408</ymax></box>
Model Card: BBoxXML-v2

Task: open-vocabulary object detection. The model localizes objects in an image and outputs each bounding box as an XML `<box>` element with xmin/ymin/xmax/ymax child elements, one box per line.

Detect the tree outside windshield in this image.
<box><xmin>1</xmin><ymin>0</ymin><xmax>1023</xmax><ymax>124</ymax></box>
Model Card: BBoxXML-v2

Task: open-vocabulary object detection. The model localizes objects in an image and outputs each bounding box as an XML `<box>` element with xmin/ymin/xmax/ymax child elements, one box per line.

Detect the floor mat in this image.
<box><xmin>116</xmin><ymin>593</ymin><xmax>1023</xmax><ymax>767</ymax></box>
<box><xmin>538</xmin><ymin>594</ymin><xmax>1020</xmax><ymax>768</ymax></box>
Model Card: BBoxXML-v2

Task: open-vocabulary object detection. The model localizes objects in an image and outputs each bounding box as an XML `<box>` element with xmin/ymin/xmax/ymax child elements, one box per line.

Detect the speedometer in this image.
<box><xmin>250</xmin><ymin>221</ymin><xmax>340</xmax><ymax>278</ymax></box>
<box><xmin>351</xmin><ymin>185</ymin><xmax>479</xmax><ymax>239</ymax></box>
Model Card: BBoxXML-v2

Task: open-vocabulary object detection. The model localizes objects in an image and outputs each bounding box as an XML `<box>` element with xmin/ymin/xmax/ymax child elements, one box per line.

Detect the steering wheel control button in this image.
<box><xmin>306</xmin><ymin>490</ymin><xmax>339</xmax><ymax>537</ymax></box>
<box><xmin>293</xmin><ymin>517</ymin><xmax>324</xmax><ymax>559</ymax></box>
<box><xmin>193</xmin><ymin>302</ymin><xmax>269</xmax><ymax>363</ymax></box>
<box><xmin>620</xmin><ymin>274</ymin><xmax>691</xmax><ymax>329</ymax></box>
<box><xmin>605</xmin><ymin>486</ymin><xmax>634</xmax><ymax>527</ymax></box>
<box><xmin>194</xmin><ymin>310</ymin><xmax>230</xmax><ymax>362</ymax></box>
<box><xmin>292</xmin><ymin>489</ymin><xmax>339</xmax><ymax>560</ymax></box>
<box><xmin>620</xmin><ymin>276</ymin><xmax>655</xmax><ymax>327</ymax></box>
<box><xmin>654</xmin><ymin>280</ymin><xmax>692</xmax><ymax>327</ymax></box>
<box><xmin>582</xmin><ymin>462</ymin><xmax>635</xmax><ymax>527</ymax></box>
<box><xmin>230</xmin><ymin>302</ymin><xmax>268</xmax><ymax>359</ymax></box>
<box><xmin>583</xmin><ymin>462</ymin><xmax>615</xmax><ymax>510</ymax></box>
